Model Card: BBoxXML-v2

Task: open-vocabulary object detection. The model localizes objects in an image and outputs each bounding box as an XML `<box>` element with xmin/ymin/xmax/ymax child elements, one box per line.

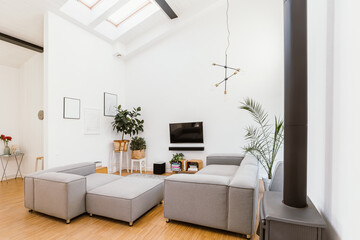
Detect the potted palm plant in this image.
<box><xmin>240</xmin><ymin>98</ymin><xmax>284</xmax><ymax>189</ymax></box>
<box><xmin>112</xmin><ymin>105</ymin><xmax>144</xmax><ymax>152</ymax></box>
<box><xmin>130</xmin><ymin>136</ymin><xmax>146</xmax><ymax>159</ymax></box>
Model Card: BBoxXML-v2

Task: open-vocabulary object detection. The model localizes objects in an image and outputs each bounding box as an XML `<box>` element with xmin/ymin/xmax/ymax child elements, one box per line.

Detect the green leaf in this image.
<box><xmin>240</xmin><ymin>98</ymin><xmax>284</xmax><ymax>179</ymax></box>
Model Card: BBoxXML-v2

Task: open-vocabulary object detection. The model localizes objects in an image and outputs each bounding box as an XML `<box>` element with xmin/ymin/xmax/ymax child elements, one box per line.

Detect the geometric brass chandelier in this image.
<box><xmin>212</xmin><ymin>0</ymin><xmax>241</xmax><ymax>94</ymax></box>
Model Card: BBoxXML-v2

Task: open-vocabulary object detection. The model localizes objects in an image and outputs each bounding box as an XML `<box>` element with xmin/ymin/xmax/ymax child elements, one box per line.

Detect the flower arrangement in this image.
<box><xmin>1</xmin><ymin>134</ymin><xmax>12</xmax><ymax>155</ymax></box>
<box><xmin>0</xmin><ymin>135</ymin><xmax>12</xmax><ymax>144</ymax></box>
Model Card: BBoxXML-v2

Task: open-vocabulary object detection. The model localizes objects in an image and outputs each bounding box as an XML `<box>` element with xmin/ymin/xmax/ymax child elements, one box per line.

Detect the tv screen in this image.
<box><xmin>169</xmin><ymin>122</ymin><xmax>203</xmax><ymax>143</ymax></box>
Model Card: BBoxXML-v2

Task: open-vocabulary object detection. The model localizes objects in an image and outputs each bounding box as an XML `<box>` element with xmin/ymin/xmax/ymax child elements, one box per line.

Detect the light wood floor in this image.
<box><xmin>0</xmin><ymin>170</ymin><xmax>263</xmax><ymax>240</ymax></box>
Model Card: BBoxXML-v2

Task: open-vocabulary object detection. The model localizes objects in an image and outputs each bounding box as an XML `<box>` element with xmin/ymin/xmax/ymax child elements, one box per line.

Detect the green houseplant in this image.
<box><xmin>130</xmin><ymin>136</ymin><xmax>146</xmax><ymax>159</ymax></box>
<box><xmin>240</xmin><ymin>98</ymin><xmax>284</xmax><ymax>183</ymax></box>
<box><xmin>169</xmin><ymin>153</ymin><xmax>184</xmax><ymax>172</ymax></box>
<box><xmin>112</xmin><ymin>105</ymin><xmax>144</xmax><ymax>152</ymax></box>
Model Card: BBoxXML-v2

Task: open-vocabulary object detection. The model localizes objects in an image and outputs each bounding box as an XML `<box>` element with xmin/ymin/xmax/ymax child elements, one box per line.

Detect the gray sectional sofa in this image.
<box><xmin>24</xmin><ymin>162</ymin><xmax>164</xmax><ymax>225</ymax></box>
<box><xmin>164</xmin><ymin>154</ymin><xmax>259</xmax><ymax>239</ymax></box>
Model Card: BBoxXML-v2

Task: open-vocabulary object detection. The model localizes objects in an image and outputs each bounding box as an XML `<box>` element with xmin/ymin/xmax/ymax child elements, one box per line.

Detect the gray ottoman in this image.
<box><xmin>86</xmin><ymin>177</ymin><xmax>164</xmax><ymax>225</ymax></box>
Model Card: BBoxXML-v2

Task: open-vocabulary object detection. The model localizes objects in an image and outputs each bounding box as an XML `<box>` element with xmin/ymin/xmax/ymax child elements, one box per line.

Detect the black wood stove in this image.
<box><xmin>259</xmin><ymin>0</ymin><xmax>327</xmax><ymax>239</ymax></box>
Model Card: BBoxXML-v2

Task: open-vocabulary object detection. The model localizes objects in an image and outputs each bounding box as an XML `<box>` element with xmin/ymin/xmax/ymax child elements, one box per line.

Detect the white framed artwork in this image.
<box><xmin>84</xmin><ymin>108</ymin><xmax>101</xmax><ymax>135</ymax></box>
<box><xmin>63</xmin><ymin>97</ymin><xmax>80</xmax><ymax>119</ymax></box>
<box><xmin>104</xmin><ymin>92</ymin><xmax>117</xmax><ymax>117</ymax></box>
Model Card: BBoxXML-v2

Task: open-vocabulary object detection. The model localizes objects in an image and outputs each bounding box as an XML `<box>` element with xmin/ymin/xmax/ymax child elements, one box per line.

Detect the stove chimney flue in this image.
<box><xmin>283</xmin><ymin>0</ymin><xmax>308</xmax><ymax>208</ymax></box>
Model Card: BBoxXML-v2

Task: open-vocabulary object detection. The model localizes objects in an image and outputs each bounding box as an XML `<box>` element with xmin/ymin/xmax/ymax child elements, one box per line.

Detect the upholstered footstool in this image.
<box><xmin>86</xmin><ymin>177</ymin><xmax>164</xmax><ymax>226</ymax></box>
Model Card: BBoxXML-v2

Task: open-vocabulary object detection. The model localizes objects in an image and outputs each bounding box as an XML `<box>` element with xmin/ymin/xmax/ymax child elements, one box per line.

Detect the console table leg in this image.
<box><xmin>1</xmin><ymin>158</ymin><xmax>9</xmax><ymax>182</ymax></box>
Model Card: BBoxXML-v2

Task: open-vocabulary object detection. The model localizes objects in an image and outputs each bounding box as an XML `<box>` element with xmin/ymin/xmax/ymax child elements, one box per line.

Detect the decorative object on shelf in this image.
<box><xmin>170</xmin><ymin>153</ymin><xmax>184</xmax><ymax>172</ymax></box>
<box><xmin>130</xmin><ymin>136</ymin><xmax>146</xmax><ymax>159</ymax></box>
<box><xmin>38</xmin><ymin>110</ymin><xmax>44</xmax><ymax>120</ymax></box>
<box><xmin>104</xmin><ymin>92</ymin><xmax>118</xmax><ymax>117</ymax></box>
<box><xmin>212</xmin><ymin>0</ymin><xmax>241</xmax><ymax>95</ymax></box>
<box><xmin>84</xmin><ymin>108</ymin><xmax>101</xmax><ymax>135</ymax></box>
<box><xmin>112</xmin><ymin>105</ymin><xmax>144</xmax><ymax>152</ymax></box>
<box><xmin>10</xmin><ymin>145</ymin><xmax>19</xmax><ymax>155</ymax></box>
<box><xmin>1</xmin><ymin>135</ymin><xmax>12</xmax><ymax>155</ymax></box>
<box><xmin>35</xmin><ymin>156</ymin><xmax>44</xmax><ymax>172</ymax></box>
<box><xmin>63</xmin><ymin>97</ymin><xmax>80</xmax><ymax>119</ymax></box>
<box><xmin>183</xmin><ymin>159</ymin><xmax>203</xmax><ymax>174</ymax></box>
<box><xmin>240</xmin><ymin>98</ymin><xmax>284</xmax><ymax>180</ymax></box>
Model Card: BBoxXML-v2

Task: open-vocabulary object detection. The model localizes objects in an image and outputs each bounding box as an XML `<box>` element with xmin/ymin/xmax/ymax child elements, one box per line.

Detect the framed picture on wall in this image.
<box><xmin>63</xmin><ymin>97</ymin><xmax>80</xmax><ymax>119</ymax></box>
<box><xmin>104</xmin><ymin>92</ymin><xmax>117</xmax><ymax>117</ymax></box>
<box><xmin>84</xmin><ymin>108</ymin><xmax>101</xmax><ymax>134</ymax></box>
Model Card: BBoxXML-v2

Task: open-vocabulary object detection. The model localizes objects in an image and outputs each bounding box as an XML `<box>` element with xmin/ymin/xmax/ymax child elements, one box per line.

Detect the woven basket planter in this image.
<box><xmin>113</xmin><ymin>140</ymin><xmax>130</xmax><ymax>152</ymax></box>
<box><xmin>131</xmin><ymin>149</ymin><xmax>145</xmax><ymax>159</ymax></box>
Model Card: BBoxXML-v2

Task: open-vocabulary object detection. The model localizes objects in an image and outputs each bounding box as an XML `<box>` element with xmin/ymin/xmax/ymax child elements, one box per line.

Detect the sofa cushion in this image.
<box><xmin>86</xmin><ymin>173</ymin><xmax>122</xmax><ymax>191</ymax></box>
<box><xmin>206</xmin><ymin>154</ymin><xmax>244</xmax><ymax>166</ymax></box>
<box><xmin>196</xmin><ymin>164</ymin><xmax>239</xmax><ymax>178</ymax></box>
<box><xmin>86</xmin><ymin>177</ymin><xmax>164</xmax><ymax>223</ymax></box>
<box><xmin>87</xmin><ymin>177</ymin><xmax>163</xmax><ymax>200</ymax></box>
<box><xmin>166</xmin><ymin>173</ymin><xmax>231</xmax><ymax>186</ymax></box>
<box><xmin>26</xmin><ymin>162</ymin><xmax>96</xmax><ymax>178</ymax></box>
<box><xmin>33</xmin><ymin>172</ymin><xmax>86</xmax><ymax>220</ymax></box>
<box><xmin>241</xmin><ymin>154</ymin><xmax>258</xmax><ymax>166</ymax></box>
<box><xmin>230</xmin><ymin>164</ymin><xmax>259</xmax><ymax>189</ymax></box>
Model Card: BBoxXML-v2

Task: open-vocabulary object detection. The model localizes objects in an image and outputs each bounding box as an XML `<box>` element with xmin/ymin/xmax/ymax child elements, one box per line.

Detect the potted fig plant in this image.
<box><xmin>169</xmin><ymin>153</ymin><xmax>185</xmax><ymax>172</ymax></box>
<box><xmin>112</xmin><ymin>105</ymin><xmax>144</xmax><ymax>152</ymax></box>
<box><xmin>130</xmin><ymin>136</ymin><xmax>146</xmax><ymax>159</ymax></box>
<box><xmin>240</xmin><ymin>98</ymin><xmax>284</xmax><ymax>190</ymax></box>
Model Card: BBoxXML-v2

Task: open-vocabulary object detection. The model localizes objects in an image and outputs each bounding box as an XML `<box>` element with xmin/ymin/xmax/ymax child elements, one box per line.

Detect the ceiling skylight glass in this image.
<box><xmin>60</xmin><ymin>0</ymin><xmax>119</xmax><ymax>26</ymax></box>
<box><xmin>107</xmin><ymin>0</ymin><xmax>157</xmax><ymax>27</ymax></box>
<box><xmin>95</xmin><ymin>0</ymin><xmax>160</xmax><ymax>40</ymax></box>
<box><xmin>78</xmin><ymin>0</ymin><xmax>103</xmax><ymax>10</ymax></box>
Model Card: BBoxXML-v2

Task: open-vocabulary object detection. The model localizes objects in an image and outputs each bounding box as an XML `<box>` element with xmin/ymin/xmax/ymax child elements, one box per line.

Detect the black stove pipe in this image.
<box><xmin>283</xmin><ymin>0</ymin><xmax>308</xmax><ymax>208</ymax></box>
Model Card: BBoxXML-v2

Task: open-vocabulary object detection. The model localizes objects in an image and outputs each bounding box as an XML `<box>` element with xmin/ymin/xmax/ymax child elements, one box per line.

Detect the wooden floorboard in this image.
<box><xmin>0</xmin><ymin>171</ymin><xmax>263</xmax><ymax>240</ymax></box>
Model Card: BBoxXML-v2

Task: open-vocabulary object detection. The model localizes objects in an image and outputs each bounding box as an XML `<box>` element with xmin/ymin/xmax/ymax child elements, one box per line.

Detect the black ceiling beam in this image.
<box><xmin>155</xmin><ymin>0</ymin><xmax>178</xmax><ymax>19</ymax></box>
<box><xmin>0</xmin><ymin>32</ymin><xmax>43</xmax><ymax>53</ymax></box>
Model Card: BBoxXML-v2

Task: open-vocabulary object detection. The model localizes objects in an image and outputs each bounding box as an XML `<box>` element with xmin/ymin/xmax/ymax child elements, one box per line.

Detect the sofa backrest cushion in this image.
<box><xmin>206</xmin><ymin>154</ymin><xmax>244</xmax><ymax>166</ymax></box>
<box><xmin>59</xmin><ymin>162</ymin><xmax>96</xmax><ymax>176</ymax></box>
<box><xmin>240</xmin><ymin>154</ymin><xmax>258</xmax><ymax>166</ymax></box>
<box><xmin>166</xmin><ymin>174</ymin><xmax>231</xmax><ymax>186</ymax></box>
<box><xmin>26</xmin><ymin>162</ymin><xmax>96</xmax><ymax>178</ymax></box>
<box><xmin>229</xmin><ymin>164</ymin><xmax>259</xmax><ymax>189</ymax></box>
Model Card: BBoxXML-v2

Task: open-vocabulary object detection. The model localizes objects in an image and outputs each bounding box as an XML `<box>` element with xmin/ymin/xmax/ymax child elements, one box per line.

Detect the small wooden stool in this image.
<box><xmin>35</xmin><ymin>157</ymin><xmax>44</xmax><ymax>172</ymax></box>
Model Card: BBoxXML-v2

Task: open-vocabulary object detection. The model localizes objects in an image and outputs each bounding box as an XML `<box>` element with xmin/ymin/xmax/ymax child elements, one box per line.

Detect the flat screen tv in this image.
<box><xmin>169</xmin><ymin>122</ymin><xmax>203</xmax><ymax>143</ymax></box>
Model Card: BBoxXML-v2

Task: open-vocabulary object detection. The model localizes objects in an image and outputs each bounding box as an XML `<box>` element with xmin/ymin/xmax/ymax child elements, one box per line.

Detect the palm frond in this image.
<box><xmin>240</xmin><ymin>98</ymin><xmax>284</xmax><ymax>179</ymax></box>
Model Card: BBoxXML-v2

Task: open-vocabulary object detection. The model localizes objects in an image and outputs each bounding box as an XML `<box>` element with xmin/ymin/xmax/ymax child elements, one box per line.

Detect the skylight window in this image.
<box><xmin>78</xmin><ymin>0</ymin><xmax>103</xmax><ymax>10</ymax></box>
<box><xmin>107</xmin><ymin>0</ymin><xmax>156</xmax><ymax>27</ymax></box>
<box><xmin>94</xmin><ymin>0</ymin><xmax>160</xmax><ymax>40</ymax></box>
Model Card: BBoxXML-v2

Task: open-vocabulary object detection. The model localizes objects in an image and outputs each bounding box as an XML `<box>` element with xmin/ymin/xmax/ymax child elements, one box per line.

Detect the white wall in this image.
<box><xmin>44</xmin><ymin>12</ymin><xmax>126</xmax><ymax>168</ymax></box>
<box><xmin>125</xmin><ymin>0</ymin><xmax>284</xmax><ymax>173</ymax></box>
<box><xmin>308</xmin><ymin>0</ymin><xmax>359</xmax><ymax>239</ymax></box>
<box><xmin>0</xmin><ymin>53</ymin><xmax>43</xmax><ymax>178</ymax></box>
<box><xmin>0</xmin><ymin>65</ymin><xmax>21</xmax><ymax>178</ymax></box>
<box><xmin>19</xmin><ymin>54</ymin><xmax>44</xmax><ymax>174</ymax></box>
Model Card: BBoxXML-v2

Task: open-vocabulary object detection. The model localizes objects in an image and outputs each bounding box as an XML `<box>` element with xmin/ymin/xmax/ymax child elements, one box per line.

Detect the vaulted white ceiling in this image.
<box><xmin>0</xmin><ymin>0</ymin><xmax>221</xmax><ymax>65</ymax></box>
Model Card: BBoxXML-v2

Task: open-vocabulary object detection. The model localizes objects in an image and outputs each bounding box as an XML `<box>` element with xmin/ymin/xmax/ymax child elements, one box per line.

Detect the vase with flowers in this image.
<box><xmin>1</xmin><ymin>135</ymin><xmax>12</xmax><ymax>155</ymax></box>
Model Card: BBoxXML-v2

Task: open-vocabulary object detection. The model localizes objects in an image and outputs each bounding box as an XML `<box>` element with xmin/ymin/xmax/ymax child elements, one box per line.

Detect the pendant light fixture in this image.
<box><xmin>212</xmin><ymin>0</ymin><xmax>241</xmax><ymax>94</ymax></box>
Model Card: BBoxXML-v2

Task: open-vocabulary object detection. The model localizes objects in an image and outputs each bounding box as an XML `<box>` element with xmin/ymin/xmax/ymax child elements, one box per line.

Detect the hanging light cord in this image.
<box><xmin>225</xmin><ymin>0</ymin><xmax>230</xmax><ymax>56</ymax></box>
<box><xmin>212</xmin><ymin>0</ymin><xmax>240</xmax><ymax>94</ymax></box>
